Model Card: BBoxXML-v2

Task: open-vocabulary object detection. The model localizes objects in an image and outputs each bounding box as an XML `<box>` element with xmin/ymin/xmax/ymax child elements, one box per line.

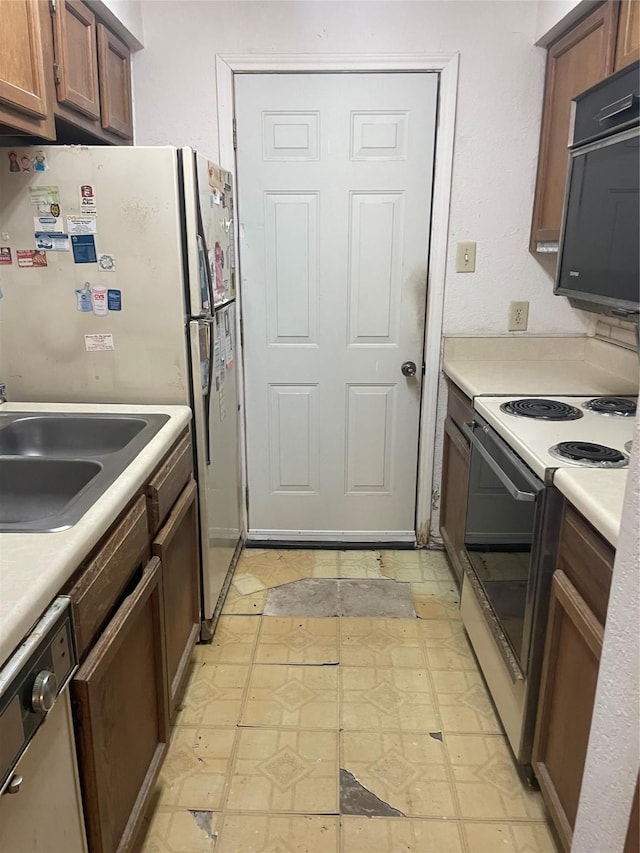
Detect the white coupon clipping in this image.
<box><xmin>84</xmin><ymin>333</ymin><xmax>115</xmax><ymax>352</ymax></box>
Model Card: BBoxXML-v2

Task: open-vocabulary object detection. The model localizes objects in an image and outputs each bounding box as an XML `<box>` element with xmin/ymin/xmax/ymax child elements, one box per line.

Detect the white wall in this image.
<box><xmin>133</xmin><ymin>0</ymin><xmax>589</xmax><ymax>341</ymax></box>
<box><xmin>533</xmin><ymin>0</ymin><xmax>592</xmax><ymax>45</ymax></box>
<box><xmin>573</xmin><ymin>416</ymin><xmax>640</xmax><ymax>853</ymax></box>
<box><xmin>90</xmin><ymin>0</ymin><xmax>144</xmax><ymax>48</ymax></box>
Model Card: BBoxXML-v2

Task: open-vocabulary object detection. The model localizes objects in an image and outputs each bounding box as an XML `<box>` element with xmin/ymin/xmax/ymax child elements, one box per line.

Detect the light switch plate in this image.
<box><xmin>456</xmin><ymin>242</ymin><xmax>476</xmax><ymax>273</ymax></box>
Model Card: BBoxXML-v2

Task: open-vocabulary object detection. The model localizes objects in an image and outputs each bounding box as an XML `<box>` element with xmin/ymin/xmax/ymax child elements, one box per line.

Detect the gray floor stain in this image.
<box><xmin>188</xmin><ymin>810</ymin><xmax>217</xmax><ymax>840</ymax></box>
<box><xmin>339</xmin><ymin>768</ymin><xmax>406</xmax><ymax>817</ymax></box>
<box><xmin>264</xmin><ymin>579</ymin><xmax>416</xmax><ymax>618</ymax></box>
<box><xmin>429</xmin><ymin>731</ymin><xmax>443</xmax><ymax>742</ymax></box>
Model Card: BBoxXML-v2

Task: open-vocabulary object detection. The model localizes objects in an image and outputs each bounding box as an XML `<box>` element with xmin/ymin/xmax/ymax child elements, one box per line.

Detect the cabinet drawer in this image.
<box><xmin>446</xmin><ymin>380</ymin><xmax>473</xmax><ymax>437</ymax></box>
<box><xmin>68</xmin><ymin>496</ymin><xmax>149</xmax><ymax>659</ymax></box>
<box><xmin>146</xmin><ymin>432</ymin><xmax>192</xmax><ymax>534</ymax></box>
<box><xmin>557</xmin><ymin>505</ymin><xmax>614</xmax><ymax>626</ymax></box>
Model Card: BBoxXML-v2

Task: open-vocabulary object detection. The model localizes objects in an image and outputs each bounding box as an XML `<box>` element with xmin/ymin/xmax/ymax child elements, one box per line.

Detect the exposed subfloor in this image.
<box><xmin>136</xmin><ymin>548</ymin><xmax>558</xmax><ymax>853</ymax></box>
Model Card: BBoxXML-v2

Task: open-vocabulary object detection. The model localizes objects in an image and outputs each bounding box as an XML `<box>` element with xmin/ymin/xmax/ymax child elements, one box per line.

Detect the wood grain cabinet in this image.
<box><xmin>97</xmin><ymin>22</ymin><xmax>133</xmax><ymax>139</ymax></box>
<box><xmin>530</xmin><ymin>2</ymin><xmax>618</xmax><ymax>251</ymax></box>
<box><xmin>152</xmin><ymin>479</ymin><xmax>200</xmax><ymax>718</ymax></box>
<box><xmin>439</xmin><ymin>381</ymin><xmax>473</xmax><ymax>586</ymax></box>
<box><xmin>615</xmin><ymin>0</ymin><xmax>640</xmax><ymax>69</ymax></box>
<box><xmin>52</xmin><ymin>0</ymin><xmax>100</xmax><ymax>119</ymax></box>
<box><xmin>65</xmin><ymin>429</ymin><xmax>200</xmax><ymax>853</ymax></box>
<box><xmin>0</xmin><ymin>0</ymin><xmax>55</xmax><ymax>138</ymax></box>
<box><xmin>533</xmin><ymin>505</ymin><xmax>615</xmax><ymax>852</ymax></box>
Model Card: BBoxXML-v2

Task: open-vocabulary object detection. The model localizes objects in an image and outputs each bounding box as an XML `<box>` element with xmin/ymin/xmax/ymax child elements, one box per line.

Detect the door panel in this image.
<box><xmin>236</xmin><ymin>72</ymin><xmax>437</xmax><ymax>539</ymax></box>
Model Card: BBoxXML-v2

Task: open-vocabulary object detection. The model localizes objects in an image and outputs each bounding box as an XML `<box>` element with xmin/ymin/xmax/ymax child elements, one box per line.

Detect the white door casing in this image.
<box><xmin>235</xmin><ymin>72</ymin><xmax>438</xmax><ymax>541</ymax></box>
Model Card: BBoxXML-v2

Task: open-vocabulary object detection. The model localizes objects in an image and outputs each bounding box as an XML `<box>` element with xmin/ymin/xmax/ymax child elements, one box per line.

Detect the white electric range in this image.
<box><xmin>459</xmin><ymin>393</ymin><xmax>636</xmax><ymax>778</ymax></box>
<box><xmin>473</xmin><ymin>395</ymin><xmax>636</xmax><ymax>480</ymax></box>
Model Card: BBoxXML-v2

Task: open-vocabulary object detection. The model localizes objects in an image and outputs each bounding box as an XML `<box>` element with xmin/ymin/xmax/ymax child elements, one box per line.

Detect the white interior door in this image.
<box><xmin>235</xmin><ymin>72</ymin><xmax>437</xmax><ymax>542</ymax></box>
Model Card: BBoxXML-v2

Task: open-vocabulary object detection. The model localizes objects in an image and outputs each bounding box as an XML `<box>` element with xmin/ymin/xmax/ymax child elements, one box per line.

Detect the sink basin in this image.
<box><xmin>0</xmin><ymin>458</ymin><xmax>101</xmax><ymax>525</ymax></box>
<box><xmin>0</xmin><ymin>415</ymin><xmax>149</xmax><ymax>457</ymax></box>
<box><xmin>0</xmin><ymin>411</ymin><xmax>171</xmax><ymax>532</ymax></box>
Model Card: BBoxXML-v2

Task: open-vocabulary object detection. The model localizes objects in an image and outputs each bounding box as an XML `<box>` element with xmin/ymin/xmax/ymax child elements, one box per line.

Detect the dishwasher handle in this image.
<box><xmin>462</xmin><ymin>422</ymin><xmax>537</xmax><ymax>502</ymax></box>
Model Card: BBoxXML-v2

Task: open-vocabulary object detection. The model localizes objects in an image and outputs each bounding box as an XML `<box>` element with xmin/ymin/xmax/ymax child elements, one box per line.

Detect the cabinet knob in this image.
<box><xmin>31</xmin><ymin>670</ymin><xmax>58</xmax><ymax>713</ymax></box>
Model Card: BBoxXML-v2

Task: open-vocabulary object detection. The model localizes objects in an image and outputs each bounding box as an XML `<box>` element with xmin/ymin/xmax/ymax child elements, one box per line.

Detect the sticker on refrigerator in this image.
<box><xmin>35</xmin><ymin>232</ymin><xmax>69</xmax><ymax>251</ymax></box>
<box><xmin>79</xmin><ymin>185</ymin><xmax>97</xmax><ymax>214</ymax></box>
<box><xmin>67</xmin><ymin>215</ymin><xmax>97</xmax><ymax>235</ymax></box>
<box><xmin>0</xmin><ymin>248</ymin><xmax>12</xmax><ymax>265</ymax></box>
<box><xmin>75</xmin><ymin>284</ymin><xmax>92</xmax><ymax>312</ymax></box>
<box><xmin>71</xmin><ymin>234</ymin><xmax>97</xmax><ymax>264</ymax></box>
<box><xmin>33</xmin><ymin>214</ymin><xmax>64</xmax><ymax>233</ymax></box>
<box><xmin>32</xmin><ymin>151</ymin><xmax>47</xmax><ymax>172</ymax></box>
<box><xmin>219</xmin><ymin>386</ymin><xmax>226</xmax><ymax>421</ymax></box>
<box><xmin>224</xmin><ymin>311</ymin><xmax>234</xmax><ymax>368</ymax></box>
<box><xmin>8</xmin><ymin>151</ymin><xmax>20</xmax><ymax>172</ymax></box>
<box><xmin>97</xmin><ymin>253</ymin><xmax>115</xmax><ymax>272</ymax></box>
<box><xmin>85</xmin><ymin>333</ymin><xmax>114</xmax><ymax>351</ymax></box>
<box><xmin>214</xmin><ymin>337</ymin><xmax>224</xmax><ymax>392</ymax></box>
<box><xmin>107</xmin><ymin>289</ymin><xmax>121</xmax><ymax>311</ymax></box>
<box><xmin>29</xmin><ymin>186</ymin><xmax>60</xmax><ymax>207</ymax></box>
<box><xmin>91</xmin><ymin>285</ymin><xmax>108</xmax><ymax>315</ymax></box>
<box><xmin>16</xmin><ymin>249</ymin><xmax>47</xmax><ymax>268</ymax></box>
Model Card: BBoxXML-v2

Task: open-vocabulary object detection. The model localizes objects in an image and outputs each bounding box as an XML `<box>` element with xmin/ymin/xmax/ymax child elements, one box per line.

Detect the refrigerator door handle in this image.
<box><xmin>204</xmin><ymin>316</ymin><xmax>215</xmax><ymax>466</ymax></box>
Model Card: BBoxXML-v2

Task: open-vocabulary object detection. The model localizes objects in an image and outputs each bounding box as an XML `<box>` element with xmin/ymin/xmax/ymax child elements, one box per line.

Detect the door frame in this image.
<box><xmin>215</xmin><ymin>52</ymin><xmax>459</xmax><ymax>545</ymax></box>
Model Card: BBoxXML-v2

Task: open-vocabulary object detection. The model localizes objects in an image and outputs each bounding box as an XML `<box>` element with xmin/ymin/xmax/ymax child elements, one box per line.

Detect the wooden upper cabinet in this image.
<box><xmin>0</xmin><ymin>0</ymin><xmax>48</xmax><ymax>117</ymax></box>
<box><xmin>52</xmin><ymin>0</ymin><xmax>100</xmax><ymax>119</ymax></box>
<box><xmin>615</xmin><ymin>0</ymin><xmax>640</xmax><ymax>69</ymax></box>
<box><xmin>0</xmin><ymin>0</ymin><xmax>55</xmax><ymax>138</ymax></box>
<box><xmin>97</xmin><ymin>22</ymin><xmax>133</xmax><ymax>140</ymax></box>
<box><xmin>530</xmin><ymin>2</ymin><xmax>618</xmax><ymax>250</ymax></box>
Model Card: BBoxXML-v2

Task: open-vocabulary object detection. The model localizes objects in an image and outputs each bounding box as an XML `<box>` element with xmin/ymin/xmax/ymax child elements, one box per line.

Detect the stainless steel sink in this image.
<box><xmin>0</xmin><ymin>458</ymin><xmax>102</xmax><ymax>525</ymax></box>
<box><xmin>0</xmin><ymin>412</ymin><xmax>170</xmax><ymax>533</ymax></box>
<box><xmin>0</xmin><ymin>415</ymin><xmax>149</xmax><ymax>457</ymax></box>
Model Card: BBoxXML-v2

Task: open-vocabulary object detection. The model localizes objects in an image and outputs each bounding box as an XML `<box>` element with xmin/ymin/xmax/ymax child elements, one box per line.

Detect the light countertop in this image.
<box><xmin>0</xmin><ymin>403</ymin><xmax>192</xmax><ymax>669</ymax></box>
<box><xmin>443</xmin><ymin>336</ymin><xmax>639</xmax><ymax>399</ymax></box>
<box><xmin>553</xmin><ymin>467</ymin><xmax>630</xmax><ymax>547</ymax></box>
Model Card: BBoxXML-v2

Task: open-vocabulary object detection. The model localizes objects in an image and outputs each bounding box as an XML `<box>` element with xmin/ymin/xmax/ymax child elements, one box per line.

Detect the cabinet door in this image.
<box><xmin>152</xmin><ymin>479</ymin><xmax>200</xmax><ymax>716</ymax></box>
<box><xmin>52</xmin><ymin>0</ymin><xmax>100</xmax><ymax>119</ymax></box>
<box><xmin>533</xmin><ymin>570</ymin><xmax>604</xmax><ymax>852</ymax></box>
<box><xmin>530</xmin><ymin>2</ymin><xmax>618</xmax><ymax>250</ymax></box>
<box><xmin>615</xmin><ymin>0</ymin><xmax>640</xmax><ymax>69</ymax></box>
<box><xmin>72</xmin><ymin>557</ymin><xmax>169</xmax><ymax>853</ymax></box>
<box><xmin>97</xmin><ymin>22</ymin><xmax>132</xmax><ymax>139</ymax></box>
<box><xmin>0</xmin><ymin>0</ymin><xmax>48</xmax><ymax>117</ymax></box>
<box><xmin>439</xmin><ymin>416</ymin><xmax>470</xmax><ymax>585</ymax></box>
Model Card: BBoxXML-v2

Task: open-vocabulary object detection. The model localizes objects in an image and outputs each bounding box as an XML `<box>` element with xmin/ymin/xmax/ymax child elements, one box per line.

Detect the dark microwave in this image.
<box><xmin>555</xmin><ymin>61</ymin><xmax>640</xmax><ymax>322</ymax></box>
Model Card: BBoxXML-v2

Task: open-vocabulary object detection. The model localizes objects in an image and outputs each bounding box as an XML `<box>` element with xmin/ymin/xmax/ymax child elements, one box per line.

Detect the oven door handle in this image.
<box><xmin>462</xmin><ymin>422</ymin><xmax>537</xmax><ymax>502</ymax></box>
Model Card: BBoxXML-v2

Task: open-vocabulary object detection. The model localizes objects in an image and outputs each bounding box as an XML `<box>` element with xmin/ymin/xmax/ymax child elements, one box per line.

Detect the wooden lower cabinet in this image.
<box><xmin>440</xmin><ymin>415</ymin><xmax>470</xmax><ymax>584</ymax></box>
<box><xmin>152</xmin><ymin>479</ymin><xmax>200</xmax><ymax>717</ymax></box>
<box><xmin>72</xmin><ymin>557</ymin><xmax>169</xmax><ymax>853</ymax></box>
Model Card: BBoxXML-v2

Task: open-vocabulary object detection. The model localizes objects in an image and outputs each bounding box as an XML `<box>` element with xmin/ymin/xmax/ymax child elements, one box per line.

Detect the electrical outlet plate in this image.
<box><xmin>508</xmin><ymin>301</ymin><xmax>529</xmax><ymax>331</ymax></box>
<box><xmin>455</xmin><ymin>241</ymin><xmax>476</xmax><ymax>273</ymax></box>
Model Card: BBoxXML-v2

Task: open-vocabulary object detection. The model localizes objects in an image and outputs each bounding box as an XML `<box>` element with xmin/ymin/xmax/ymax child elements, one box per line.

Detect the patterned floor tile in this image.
<box><xmin>193</xmin><ymin>616</ymin><xmax>260</xmax><ymax>664</ymax></box>
<box><xmin>462</xmin><ymin>821</ymin><xmax>559</xmax><ymax>852</ymax></box>
<box><xmin>341</xmin><ymin>666</ymin><xmax>439</xmax><ymax>732</ymax></box>
<box><xmin>175</xmin><ymin>663</ymin><xmax>250</xmax><ymax>727</ymax></box>
<box><xmin>340</xmin><ymin>618</ymin><xmax>424</xmax><ymax>668</ymax></box>
<box><xmin>241</xmin><ymin>665</ymin><xmax>339</xmax><ymax>729</ymax></box>
<box><xmin>431</xmin><ymin>669</ymin><xmax>502</xmax><ymax>734</ymax></box>
<box><xmin>445</xmin><ymin>734</ymin><xmax>547</xmax><ymax>820</ymax></box>
<box><xmin>225</xmin><ymin>728</ymin><xmax>338</xmax><ymax>813</ymax></box>
<box><xmin>341</xmin><ymin>731</ymin><xmax>457</xmax><ymax>818</ymax></box>
<box><xmin>155</xmin><ymin>726</ymin><xmax>236</xmax><ymax>809</ymax></box>
<box><xmin>338</xmin><ymin>550</ymin><xmax>384</xmax><ymax>579</ymax></box>
<box><xmin>233</xmin><ymin>549</ymin><xmax>339</xmax><ymax>593</ymax></box>
<box><xmin>418</xmin><ymin>619</ymin><xmax>478</xmax><ymax>670</ymax></box>
<box><xmin>255</xmin><ymin>617</ymin><xmax>339</xmax><ymax>664</ymax></box>
<box><xmin>137</xmin><ymin>804</ymin><xmax>218</xmax><ymax>853</ymax></box>
<box><xmin>341</xmin><ymin>816</ymin><xmax>465</xmax><ymax>852</ymax></box>
<box><xmin>413</xmin><ymin>585</ymin><xmax>463</xmax><ymax>620</ymax></box>
<box><xmin>221</xmin><ymin>584</ymin><xmax>266</xmax><ymax>615</ymax></box>
<box><xmin>216</xmin><ymin>814</ymin><xmax>339</xmax><ymax>852</ymax></box>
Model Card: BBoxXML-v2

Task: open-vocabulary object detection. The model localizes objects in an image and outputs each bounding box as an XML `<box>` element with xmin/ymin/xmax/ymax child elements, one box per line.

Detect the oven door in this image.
<box><xmin>462</xmin><ymin>418</ymin><xmax>545</xmax><ymax>674</ymax></box>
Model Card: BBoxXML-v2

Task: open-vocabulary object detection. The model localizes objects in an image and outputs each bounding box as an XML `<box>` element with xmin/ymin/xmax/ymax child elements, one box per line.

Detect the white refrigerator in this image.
<box><xmin>0</xmin><ymin>145</ymin><xmax>243</xmax><ymax>630</ymax></box>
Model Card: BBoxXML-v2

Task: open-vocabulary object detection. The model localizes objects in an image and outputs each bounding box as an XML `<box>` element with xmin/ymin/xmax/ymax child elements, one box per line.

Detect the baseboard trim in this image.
<box><xmin>246</xmin><ymin>529</ymin><xmax>416</xmax><ymax>546</ymax></box>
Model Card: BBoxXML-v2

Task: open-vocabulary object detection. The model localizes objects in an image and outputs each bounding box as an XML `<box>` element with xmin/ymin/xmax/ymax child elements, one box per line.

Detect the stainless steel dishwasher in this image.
<box><xmin>0</xmin><ymin>598</ymin><xmax>88</xmax><ymax>853</ymax></box>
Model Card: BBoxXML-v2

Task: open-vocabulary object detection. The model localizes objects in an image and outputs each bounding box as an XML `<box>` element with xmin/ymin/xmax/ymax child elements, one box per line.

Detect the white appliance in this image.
<box><xmin>0</xmin><ymin>147</ymin><xmax>243</xmax><ymax>627</ymax></box>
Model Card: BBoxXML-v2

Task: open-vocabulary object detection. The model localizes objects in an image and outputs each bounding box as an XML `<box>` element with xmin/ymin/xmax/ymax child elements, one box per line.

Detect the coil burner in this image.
<box><xmin>500</xmin><ymin>399</ymin><xmax>583</xmax><ymax>421</ymax></box>
<box><xmin>548</xmin><ymin>441</ymin><xmax>628</xmax><ymax>468</ymax></box>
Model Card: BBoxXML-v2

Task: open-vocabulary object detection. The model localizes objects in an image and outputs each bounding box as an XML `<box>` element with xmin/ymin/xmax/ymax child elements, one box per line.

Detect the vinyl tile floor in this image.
<box><xmin>136</xmin><ymin>549</ymin><xmax>558</xmax><ymax>853</ymax></box>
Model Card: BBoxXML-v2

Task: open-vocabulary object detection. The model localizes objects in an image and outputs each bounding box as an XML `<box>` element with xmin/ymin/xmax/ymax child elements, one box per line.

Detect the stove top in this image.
<box><xmin>583</xmin><ymin>396</ymin><xmax>637</xmax><ymax>417</ymax></box>
<box><xmin>500</xmin><ymin>398</ymin><xmax>583</xmax><ymax>421</ymax></box>
<box><xmin>474</xmin><ymin>395</ymin><xmax>636</xmax><ymax>479</ymax></box>
<box><xmin>549</xmin><ymin>441</ymin><xmax>629</xmax><ymax>468</ymax></box>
